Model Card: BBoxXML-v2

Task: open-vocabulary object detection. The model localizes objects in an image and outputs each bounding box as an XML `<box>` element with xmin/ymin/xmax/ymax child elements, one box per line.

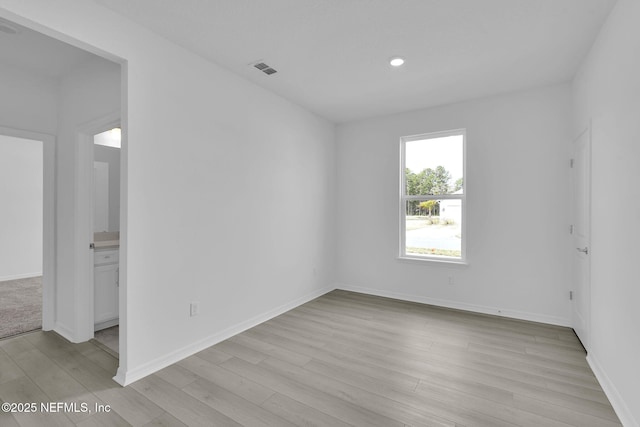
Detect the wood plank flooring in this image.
<box><xmin>0</xmin><ymin>290</ymin><xmax>622</xmax><ymax>426</ymax></box>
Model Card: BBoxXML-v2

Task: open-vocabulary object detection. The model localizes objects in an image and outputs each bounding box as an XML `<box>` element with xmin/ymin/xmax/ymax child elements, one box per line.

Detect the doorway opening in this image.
<box><xmin>0</xmin><ymin>13</ymin><xmax>127</xmax><ymax>383</ymax></box>
<box><xmin>91</xmin><ymin>126</ymin><xmax>122</xmax><ymax>356</ymax></box>
<box><xmin>0</xmin><ymin>128</ymin><xmax>55</xmax><ymax>340</ymax></box>
<box><xmin>0</xmin><ymin>135</ymin><xmax>43</xmax><ymax>339</ymax></box>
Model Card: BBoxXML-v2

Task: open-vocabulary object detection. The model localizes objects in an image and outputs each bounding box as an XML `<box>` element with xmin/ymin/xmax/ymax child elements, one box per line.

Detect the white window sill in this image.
<box><xmin>397</xmin><ymin>256</ymin><xmax>469</xmax><ymax>267</ymax></box>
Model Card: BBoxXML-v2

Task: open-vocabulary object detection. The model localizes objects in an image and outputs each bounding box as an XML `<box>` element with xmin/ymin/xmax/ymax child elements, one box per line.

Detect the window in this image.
<box><xmin>400</xmin><ymin>129</ymin><xmax>466</xmax><ymax>262</ymax></box>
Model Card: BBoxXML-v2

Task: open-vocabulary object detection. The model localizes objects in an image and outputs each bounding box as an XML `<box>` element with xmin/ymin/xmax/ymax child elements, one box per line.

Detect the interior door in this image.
<box><xmin>571</xmin><ymin>126</ymin><xmax>591</xmax><ymax>350</ymax></box>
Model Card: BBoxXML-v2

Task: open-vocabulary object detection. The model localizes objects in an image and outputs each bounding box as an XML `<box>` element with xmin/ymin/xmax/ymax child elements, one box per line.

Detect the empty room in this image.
<box><xmin>0</xmin><ymin>0</ymin><xmax>638</xmax><ymax>426</ymax></box>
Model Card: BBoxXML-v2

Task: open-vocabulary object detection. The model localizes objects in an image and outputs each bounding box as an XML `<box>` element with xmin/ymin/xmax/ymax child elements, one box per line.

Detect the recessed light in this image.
<box><xmin>389</xmin><ymin>57</ymin><xmax>405</xmax><ymax>67</ymax></box>
<box><xmin>110</xmin><ymin>127</ymin><xmax>121</xmax><ymax>138</ymax></box>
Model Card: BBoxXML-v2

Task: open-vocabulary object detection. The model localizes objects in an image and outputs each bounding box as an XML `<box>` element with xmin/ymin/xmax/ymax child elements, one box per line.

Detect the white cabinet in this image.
<box><xmin>94</xmin><ymin>249</ymin><xmax>119</xmax><ymax>330</ymax></box>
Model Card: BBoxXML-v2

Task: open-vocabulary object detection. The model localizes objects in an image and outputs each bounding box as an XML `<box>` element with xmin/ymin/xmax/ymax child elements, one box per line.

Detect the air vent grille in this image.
<box><xmin>0</xmin><ymin>23</ymin><xmax>19</xmax><ymax>35</ymax></box>
<box><xmin>251</xmin><ymin>61</ymin><xmax>278</xmax><ymax>76</ymax></box>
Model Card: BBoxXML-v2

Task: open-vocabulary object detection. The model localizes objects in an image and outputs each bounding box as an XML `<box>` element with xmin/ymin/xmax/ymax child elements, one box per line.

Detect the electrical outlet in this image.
<box><xmin>448</xmin><ymin>275</ymin><xmax>454</xmax><ymax>285</ymax></box>
<box><xmin>190</xmin><ymin>302</ymin><xmax>199</xmax><ymax>317</ymax></box>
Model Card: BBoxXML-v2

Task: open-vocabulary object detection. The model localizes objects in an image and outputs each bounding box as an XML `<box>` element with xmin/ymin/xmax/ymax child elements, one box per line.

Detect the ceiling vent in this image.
<box><xmin>0</xmin><ymin>21</ymin><xmax>19</xmax><ymax>35</ymax></box>
<box><xmin>252</xmin><ymin>61</ymin><xmax>278</xmax><ymax>76</ymax></box>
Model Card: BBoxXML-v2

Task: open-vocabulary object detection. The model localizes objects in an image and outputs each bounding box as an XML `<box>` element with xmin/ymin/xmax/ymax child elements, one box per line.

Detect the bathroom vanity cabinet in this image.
<box><xmin>94</xmin><ymin>248</ymin><xmax>119</xmax><ymax>330</ymax></box>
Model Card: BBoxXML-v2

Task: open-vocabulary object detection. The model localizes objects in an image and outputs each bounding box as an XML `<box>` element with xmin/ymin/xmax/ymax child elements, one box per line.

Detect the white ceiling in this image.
<box><xmin>2</xmin><ymin>1</ymin><xmax>615</xmax><ymax>121</ymax></box>
<box><xmin>0</xmin><ymin>18</ymin><xmax>98</xmax><ymax>79</ymax></box>
<box><xmin>93</xmin><ymin>0</ymin><xmax>616</xmax><ymax>123</ymax></box>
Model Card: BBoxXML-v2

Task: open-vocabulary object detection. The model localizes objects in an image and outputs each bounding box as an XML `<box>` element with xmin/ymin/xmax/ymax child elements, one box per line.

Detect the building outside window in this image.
<box><xmin>400</xmin><ymin>129</ymin><xmax>466</xmax><ymax>262</ymax></box>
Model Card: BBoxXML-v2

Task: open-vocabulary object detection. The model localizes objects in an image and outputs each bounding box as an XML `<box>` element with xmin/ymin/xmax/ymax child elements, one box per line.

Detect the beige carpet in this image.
<box><xmin>0</xmin><ymin>276</ymin><xmax>42</xmax><ymax>339</ymax></box>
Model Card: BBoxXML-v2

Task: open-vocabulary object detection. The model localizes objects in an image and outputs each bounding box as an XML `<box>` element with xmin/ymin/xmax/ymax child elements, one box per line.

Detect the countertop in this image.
<box><xmin>94</xmin><ymin>231</ymin><xmax>120</xmax><ymax>249</ymax></box>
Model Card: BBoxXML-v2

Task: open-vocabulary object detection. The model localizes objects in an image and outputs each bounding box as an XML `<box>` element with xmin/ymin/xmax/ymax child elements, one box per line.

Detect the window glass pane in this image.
<box><xmin>405</xmin><ymin>200</ymin><xmax>462</xmax><ymax>258</ymax></box>
<box><xmin>405</xmin><ymin>134</ymin><xmax>463</xmax><ymax>195</ymax></box>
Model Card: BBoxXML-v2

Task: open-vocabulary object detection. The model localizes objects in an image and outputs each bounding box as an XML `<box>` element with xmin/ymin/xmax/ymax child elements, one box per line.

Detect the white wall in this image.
<box><xmin>0</xmin><ymin>0</ymin><xmax>336</xmax><ymax>384</ymax></box>
<box><xmin>0</xmin><ymin>135</ymin><xmax>43</xmax><ymax>281</ymax></box>
<box><xmin>94</xmin><ymin>144</ymin><xmax>120</xmax><ymax>232</ymax></box>
<box><xmin>120</xmin><ymin>38</ymin><xmax>336</xmax><ymax>382</ymax></box>
<box><xmin>572</xmin><ymin>0</ymin><xmax>640</xmax><ymax>425</ymax></box>
<box><xmin>0</xmin><ymin>62</ymin><xmax>58</xmax><ymax>134</ymax></box>
<box><xmin>0</xmin><ymin>61</ymin><xmax>55</xmax><ymax>284</ymax></box>
<box><xmin>336</xmin><ymin>84</ymin><xmax>572</xmax><ymax>325</ymax></box>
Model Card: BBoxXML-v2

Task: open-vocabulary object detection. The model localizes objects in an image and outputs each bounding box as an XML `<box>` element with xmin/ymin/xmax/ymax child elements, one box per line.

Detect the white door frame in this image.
<box><xmin>93</xmin><ymin>161</ymin><xmax>110</xmax><ymax>233</ymax></box>
<box><xmin>75</xmin><ymin>112</ymin><xmax>120</xmax><ymax>343</ymax></box>
<box><xmin>571</xmin><ymin>124</ymin><xmax>592</xmax><ymax>350</ymax></box>
<box><xmin>0</xmin><ymin>125</ymin><xmax>56</xmax><ymax>331</ymax></box>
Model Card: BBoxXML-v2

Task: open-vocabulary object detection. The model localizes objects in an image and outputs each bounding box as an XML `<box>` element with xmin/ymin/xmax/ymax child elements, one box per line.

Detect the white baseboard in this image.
<box><xmin>115</xmin><ymin>285</ymin><xmax>335</xmax><ymax>386</ymax></box>
<box><xmin>54</xmin><ymin>322</ymin><xmax>78</xmax><ymax>343</ymax></box>
<box><xmin>94</xmin><ymin>318</ymin><xmax>119</xmax><ymax>332</ymax></box>
<box><xmin>587</xmin><ymin>354</ymin><xmax>639</xmax><ymax>427</ymax></box>
<box><xmin>0</xmin><ymin>272</ymin><xmax>42</xmax><ymax>282</ymax></box>
<box><xmin>113</xmin><ymin>367</ymin><xmax>127</xmax><ymax>386</ymax></box>
<box><xmin>335</xmin><ymin>283</ymin><xmax>571</xmax><ymax>327</ymax></box>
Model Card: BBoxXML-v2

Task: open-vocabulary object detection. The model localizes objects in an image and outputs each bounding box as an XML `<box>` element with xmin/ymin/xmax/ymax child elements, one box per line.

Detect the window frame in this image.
<box><xmin>399</xmin><ymin>129</ymin><xmax>467</xmax><ymax>264</ymax></box>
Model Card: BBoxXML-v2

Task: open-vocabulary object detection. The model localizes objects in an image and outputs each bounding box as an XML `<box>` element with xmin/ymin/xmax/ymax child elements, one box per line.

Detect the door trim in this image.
<box><xmin>0</xmin><ymin>125</ymin><xmax>56</xmax><ymax>331</ymax></box>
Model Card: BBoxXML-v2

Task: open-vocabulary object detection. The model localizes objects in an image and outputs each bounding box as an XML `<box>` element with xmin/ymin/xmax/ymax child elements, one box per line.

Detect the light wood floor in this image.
<box><xmin>93</xmin><ymin>326</ymin><xmax>119</xmax><ymax>356</ymax></box>
<box><xmin>0</xmin><ymin>290</ymin><xmax>621</xmax><ymax>426</ymax></box>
